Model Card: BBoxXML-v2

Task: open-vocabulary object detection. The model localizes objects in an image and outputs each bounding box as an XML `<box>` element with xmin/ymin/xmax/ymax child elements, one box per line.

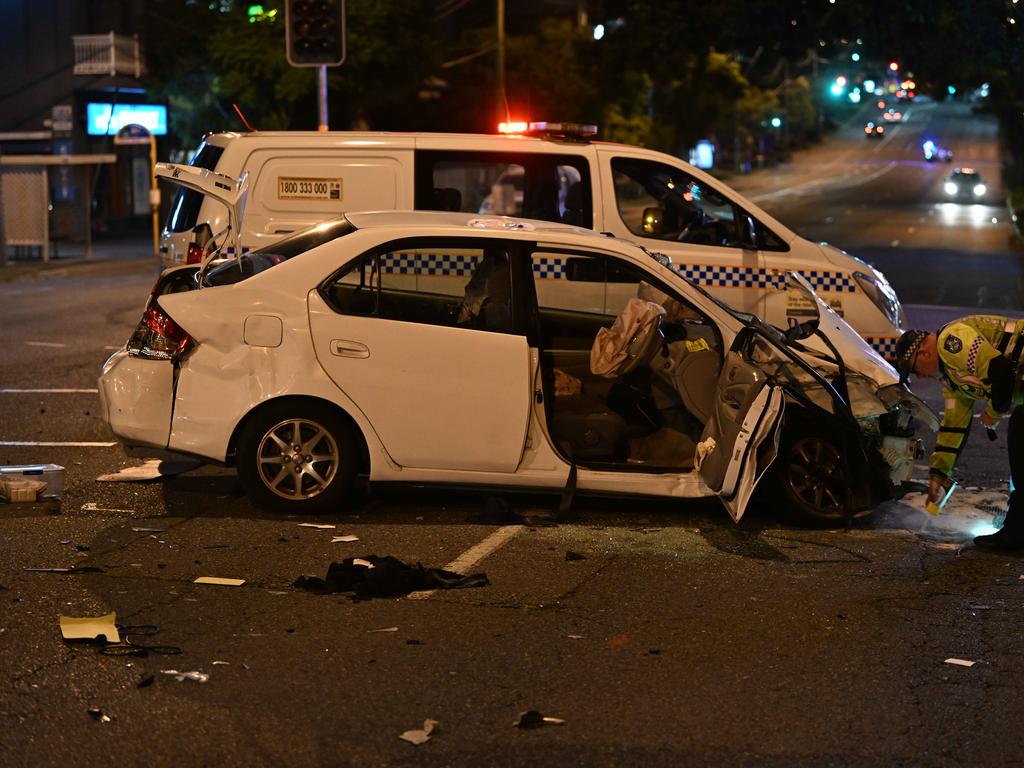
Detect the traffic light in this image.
<box><xmin>286</xmin><ymin>0</ymin><xmax>346</xmax><ymax>67</ymax></box>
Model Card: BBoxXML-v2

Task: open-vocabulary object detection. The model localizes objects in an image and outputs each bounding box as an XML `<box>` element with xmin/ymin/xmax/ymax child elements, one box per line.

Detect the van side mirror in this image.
<box><xmin>642</xmin><ymin>207</ymin><xmax>664</xmax><ymax>235</ymax></box>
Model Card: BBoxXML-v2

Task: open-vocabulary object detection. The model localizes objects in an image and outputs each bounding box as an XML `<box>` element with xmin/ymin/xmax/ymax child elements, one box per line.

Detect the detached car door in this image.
<box><xmin>308</xmin><ymin>237</ymin><xmax>532</xmax><ymax>473</ymax></box>
<box><xmin>698</xmin><ymin>350</ymin><xmax>784</xmax><ymax>521</ymax></box>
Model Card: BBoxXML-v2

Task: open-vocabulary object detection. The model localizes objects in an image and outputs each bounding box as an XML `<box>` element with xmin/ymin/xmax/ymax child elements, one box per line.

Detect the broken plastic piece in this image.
<box><xmin>194</xmin><ymin>576</ymin><xmax>245</xmax><ymax>586</ymax></box>
<box><xmin>160</xmin><ymin>669</ymin><xmax>210</xmax><ymax>683</ymax></box>
<box><xmin>399</xmin><ymin>719</ymin><xmax>438</xmax><ymax>745</ymax></box>
<box><xmin>60</xmin><ymin>613</ymin><xmax>120</xmax><ymax>643</ymax></box>
<box><xmin>368</xmin><ymin>626</ymin><xmax>399</xmax><ymax>633</ymax></box>
<box><xmin>944</xmin><ymin>658</ymin><xmax>976</xmax><ymax>667</ymax></box>
<box><xmin>297</xmin><ymin>523</ymin><xmax>336</xmax><ymax>529</ymax></box>
<box><xmin>96</xmin><ymin>459</ymin><xmax>202</xmax><ymax>482</ymax></box>
<box><xmin>514</xmin><ymin>710</ymin><xmax>566</xmax><ymax>728</ymax></box>
<box><xmin>87</xmin><ymin>707</ymin><xmax>112</xmax><ymax>723</ymax></box>
<box><xmin>331</xmin><ymin>534</ymin><xmax>359</xmax><ymax>542</ymax></box>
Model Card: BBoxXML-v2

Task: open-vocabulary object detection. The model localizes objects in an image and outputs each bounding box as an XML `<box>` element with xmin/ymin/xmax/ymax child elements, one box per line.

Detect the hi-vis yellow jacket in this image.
<box><xmin>932</xmin><ymin>315</ymin><xmax>1024</xmax><ymax>478</ymax></box>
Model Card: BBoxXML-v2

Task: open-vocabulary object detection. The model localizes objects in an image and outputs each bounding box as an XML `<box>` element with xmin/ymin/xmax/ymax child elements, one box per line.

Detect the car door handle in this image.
<box><xmin>331</xmin><ymin>340</ymin><xmax>369</xmax><ymax>358</ymax></box>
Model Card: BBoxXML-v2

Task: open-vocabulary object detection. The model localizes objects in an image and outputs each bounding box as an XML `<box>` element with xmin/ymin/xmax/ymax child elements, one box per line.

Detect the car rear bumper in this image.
<box><xmin>98</xmin><ymin>350</ymin><xmax>174</xmax><ymax>450</ymax></box>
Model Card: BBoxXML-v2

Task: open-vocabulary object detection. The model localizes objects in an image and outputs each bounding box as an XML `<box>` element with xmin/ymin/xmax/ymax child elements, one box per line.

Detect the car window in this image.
<box><xmin>531</xmin><ymin>249</ymin><xmax>719</xmax><ymax>351</ymax></box>
<box><xmin>205</xmin><ymin>217</ymin><xmax>356</xmax><ymax>286</ymax></box>
<box><xmin>166</xmin><ymin>141</ymin><xmax>225</xmax><ymax>233</ymax></box>
<box><xmin>612</xmin><ymin>157</ymin><xmax>741</xmax><ymax>248</ymax></box>
<box><xmin>416</xmin><ymin>151</ymin><xmax>592</xmax><ymax>228</ymax></box>
<box><xmin>321</xmin><ymin>238</ymin><xmax>518</xmax><ymax>334</ymax></box>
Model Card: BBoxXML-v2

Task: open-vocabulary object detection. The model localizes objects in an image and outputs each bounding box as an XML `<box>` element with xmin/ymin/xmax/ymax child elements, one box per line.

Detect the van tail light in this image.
<box><xmin>185</xmin><ymin>243</ymin><xmax>209</xmax><ymax>265</ymax></box>
<box><xmin>126</xmin><ymin>304</ymin><xmax>194</xmax><ymax>361</ymax></box>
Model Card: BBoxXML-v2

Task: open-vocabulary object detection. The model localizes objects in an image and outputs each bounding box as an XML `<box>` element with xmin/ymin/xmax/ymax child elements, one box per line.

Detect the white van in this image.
<box><xmin>159</xmin><ymin>124</ymin><xmax>904</xmax><ymax>358</ymax></box>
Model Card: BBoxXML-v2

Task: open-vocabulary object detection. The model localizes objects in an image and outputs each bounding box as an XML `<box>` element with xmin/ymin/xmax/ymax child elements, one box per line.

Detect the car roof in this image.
<box><xmin>952</xmin><ymin>167</ymin><xmax>979</xmax><ymax>175</ymax></box>
<box><xmin>344</xmin><ymin>210</ymin><xmax>619</xmax><ymax>245</ymax></box>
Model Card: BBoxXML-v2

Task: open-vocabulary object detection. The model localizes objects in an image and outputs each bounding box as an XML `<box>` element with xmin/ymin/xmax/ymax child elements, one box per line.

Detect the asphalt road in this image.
<box><xmin>3</xmin><ymin>119</ymin><xmax>1024</xmax><ymax>765</ymax></box>
<box><xmin>730</xmin><ymin>96</ymin><xmax>1023</xmax><ymax>310</ymax></box>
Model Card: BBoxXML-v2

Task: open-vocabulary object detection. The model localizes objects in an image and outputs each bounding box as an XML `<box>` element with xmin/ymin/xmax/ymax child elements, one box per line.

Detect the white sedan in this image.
<box><xmin>100</xmin><ymin>211</ymin><xmax>935</xmax><ymax>524</ymax></box>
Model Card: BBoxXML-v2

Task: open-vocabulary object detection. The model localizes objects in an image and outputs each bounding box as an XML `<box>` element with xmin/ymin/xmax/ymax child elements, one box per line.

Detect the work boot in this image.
<box><xmin>974</xmin><ymin>492</ymin><xmax>1024</xmax><ymax>551</ymax></box>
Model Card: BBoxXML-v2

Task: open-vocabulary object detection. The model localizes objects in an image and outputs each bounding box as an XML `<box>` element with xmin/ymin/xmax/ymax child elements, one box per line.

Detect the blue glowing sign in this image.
<box><xmin>690</xmin><ymin>140</ymin><xmax>714</xmax><ymax>170</ymax></box>
<box><xmin>86</xmin><ymin>103</ymin><xmax>167</xmax><ymax>136</ymax></box>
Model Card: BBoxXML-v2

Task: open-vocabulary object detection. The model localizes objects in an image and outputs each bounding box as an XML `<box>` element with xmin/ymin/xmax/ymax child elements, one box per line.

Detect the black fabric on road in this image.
<box><xmin>293</xmin><ymin>555</ymin><xmax>489</xmax><ymax>598</ymax></box>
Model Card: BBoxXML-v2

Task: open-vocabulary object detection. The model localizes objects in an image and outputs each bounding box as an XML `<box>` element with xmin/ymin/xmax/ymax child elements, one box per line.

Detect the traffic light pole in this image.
<box><xmin>318</xmin><ymin>65</ymin><xmax>329</xmax><ymax>131</ymax></box>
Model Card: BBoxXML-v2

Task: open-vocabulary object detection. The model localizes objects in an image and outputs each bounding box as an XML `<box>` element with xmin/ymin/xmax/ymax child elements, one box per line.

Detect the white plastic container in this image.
<box><xmin>0</xmin><ymin>464</ymin><xmax>64</xmax><ymax>501</ymax></box>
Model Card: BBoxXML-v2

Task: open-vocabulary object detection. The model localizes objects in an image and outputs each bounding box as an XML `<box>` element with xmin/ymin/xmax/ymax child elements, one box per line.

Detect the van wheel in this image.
<box><xmin>238</xmin><ymin>401</ymin><xmax>356</xmax><ymax>514</ymax></box>
<box><xmin>769</xmin><ymin>425</ymin><xmax>851</xmax><ymax>525</ymax></box>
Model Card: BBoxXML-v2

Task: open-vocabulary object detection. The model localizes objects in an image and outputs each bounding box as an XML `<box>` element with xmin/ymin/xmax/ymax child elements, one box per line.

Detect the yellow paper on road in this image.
<box><xmin>194</xmin><ymin>576</ymin><xmax>246</xmax><ymax>587</ymax></box>
<box><xmin>59</xmin><ymin>612</ymin><xmax>120</xmax><ymax>643</ymax></box>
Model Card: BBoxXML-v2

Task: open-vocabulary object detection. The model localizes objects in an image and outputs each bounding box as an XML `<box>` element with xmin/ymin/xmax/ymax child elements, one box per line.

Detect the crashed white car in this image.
<box><xmin>100</xmin><ymin>209</ymin><xmax>936</xmax><ymax>523</ymax></box>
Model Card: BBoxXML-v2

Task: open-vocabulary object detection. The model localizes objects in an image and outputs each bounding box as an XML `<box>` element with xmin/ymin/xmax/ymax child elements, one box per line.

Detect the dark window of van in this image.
<box><xmin>166</xmin><ymin>142</ymin><xmax>225</xmax><ymax>233</ymax></box>
<box><xmin>415</xmin><ymin>151</ymin><xmax>592</xmax><ymax>228</ymax></box>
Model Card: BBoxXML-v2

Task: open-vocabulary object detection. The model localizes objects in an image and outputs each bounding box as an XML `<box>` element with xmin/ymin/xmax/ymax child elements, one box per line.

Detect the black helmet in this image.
<box><xmin>894</xmin><ymin>329</ymin><xmax>930</xmax><ymax>385</ymax></box>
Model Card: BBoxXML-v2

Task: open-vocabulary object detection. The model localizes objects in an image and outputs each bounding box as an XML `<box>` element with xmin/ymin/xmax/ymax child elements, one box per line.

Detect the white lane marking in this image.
<box><xmin>0</xmin><ymin>441</ymin><xmax>116</xmax><ymax>447</ymax></box>
<box><xmin>0</xmin><ymin>388</ymin><xmax>98</xmax><ymax>394</ymax></box>
<box><xmin>407</xmin><ymin>524</ymin><xmax>524</xmax><ymax>601</ymax></box>
<box><xmin>25</xmin><ymin>342</ymin><xmax>67</xmax><ymax>348</ymax></box>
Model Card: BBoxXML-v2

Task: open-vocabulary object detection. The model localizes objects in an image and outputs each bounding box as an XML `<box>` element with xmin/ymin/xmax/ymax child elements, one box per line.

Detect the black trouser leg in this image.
<box><xmin>1005</xmin><ymin>405</ymin><xmax>1024</xmax><ymax>526</ymax></box>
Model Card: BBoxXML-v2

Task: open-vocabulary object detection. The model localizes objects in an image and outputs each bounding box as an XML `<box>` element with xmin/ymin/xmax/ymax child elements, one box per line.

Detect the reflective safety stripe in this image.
<box><xmin>938</xmin><ymin>426</ymin><xmax>969</xmax><ymax>433</ymax></box>
<box><xmin>934</xmin><ymin>445</ymin><xmax>962</xmax><ymax>454</ymax></box>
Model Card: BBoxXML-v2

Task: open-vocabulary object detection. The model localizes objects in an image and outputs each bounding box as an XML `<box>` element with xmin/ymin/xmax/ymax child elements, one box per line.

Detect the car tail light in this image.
<box><xmin>126</xmin><ymin>304</ymin><xmax>194</xmax><ymax>361</ymax></box>
<box><xmin>186</xmin><ymin>242</ymin><xmax>209</xmax><ymax>265</ymax></box>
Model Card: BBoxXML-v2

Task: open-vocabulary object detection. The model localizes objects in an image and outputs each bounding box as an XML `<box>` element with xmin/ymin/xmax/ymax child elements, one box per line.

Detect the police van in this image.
<box><xmin>158</xmin><ymin>122</ymin><xmax>904</xmax><ymax>358</ymax></box>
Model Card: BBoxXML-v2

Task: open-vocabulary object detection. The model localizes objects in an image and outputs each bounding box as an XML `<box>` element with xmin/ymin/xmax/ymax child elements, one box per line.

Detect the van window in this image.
<box><xmin>166</xmin><ymin>142</ymin><xmax>225</xmax><ymax>233</ymax></box>
<box><xmin>416</xmin><ymin>152</ymin><xmax>592</xmax><ymax>228</ymax></box>
<box><xmin>612</xmin><ymin>158</ymin><xmax>740</xmax><ymax>247</ymax></box>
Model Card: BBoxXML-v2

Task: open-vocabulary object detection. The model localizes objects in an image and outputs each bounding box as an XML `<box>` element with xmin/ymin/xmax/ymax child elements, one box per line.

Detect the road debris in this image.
<box><xmin>368</xmin><ymin>626</ymin><xmax>399</xmax><ymax>633</ymax></box>
<box><xmin>514</xmin><ymin>710</ymin><xmax>566</xmax><ymax>728</ymax></box>
<box><xmin>194</xmin><ymin>576</ymin><xmax>245</xmax><ymax>587</ymax></box>
<box><xmin>87</xmin><ymin>708</ymin><xmax>112</xmax><ymax>723</ymax></box>
<box><xmin>294</xmin><ymin>555</ymin><xmax>489</xmax><ymax>598</ymax></box>
<box><xmin>399</xmin><ymin>719</ymin><xmax>438</xmax><ymax>745</ymax></box>
<box><xmin>297</xmin><ymin>523</ymin><xmax>336</xmax><ymax>529</ymax></box>
<box><xmin>565</xmin><ymin>550</ymin><xmax>586</xmax><ymax>561</ymax></box>
<box><xmin>160</xmin><ymin>669</ymin><xmax>209</xmax><ymax>683</ymax></box>
<box><xmin>331</xmin><ymin>534</ymin><xmax>359</xmax><ymax>542</ymax></box>
<box><xmin>945</xmin><ymin>658</ymin><xmax>977</xmax><ymax>667</ymax></box>
<box><xmin>60</xmin><ymin>613</ymin><xmax>120</xmax><ymax>643</ymax></box>
<box><xmin>1</xmin><ymin>464</ymin><xmax>64</xmax><ymax>501</ymax></box>
<box><xmin>82</xmin><ymin>503</ymin><xmax>134</xmax><ymax>513</ymax></box>
<box><xmin>96</xmin><ymin>459</ymin><xmax>202</xmax><ymax>482</ymax></box>
<box><xmin>25</xmin><ymin>565</ymin><xmax>102</xmax><ymax>574</ymax></box>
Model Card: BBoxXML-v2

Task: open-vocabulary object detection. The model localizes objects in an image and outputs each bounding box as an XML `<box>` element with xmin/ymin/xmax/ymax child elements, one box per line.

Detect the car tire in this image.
<box><xmin>237</xmin><ymin>400</ymin><xmax>357</xmax><ymax>514</ymax></box>
<box><xmin>768</xmin><ymin>421</ymin><xmax>854</xmax><ymax>525</ymax></box>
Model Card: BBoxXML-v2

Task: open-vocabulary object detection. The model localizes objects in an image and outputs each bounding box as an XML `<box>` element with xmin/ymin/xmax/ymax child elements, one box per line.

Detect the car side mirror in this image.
<box><xmin>642</xmin><ymin>207</ymin><xmax>664</xmax><ymax>235</ymax></box>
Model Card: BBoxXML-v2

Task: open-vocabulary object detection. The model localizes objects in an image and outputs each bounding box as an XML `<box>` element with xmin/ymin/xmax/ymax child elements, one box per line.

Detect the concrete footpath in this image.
<box><xmin>0</xmin><ymin>236</ymin><xmax>156</xmax><ymax>283</ymax></box>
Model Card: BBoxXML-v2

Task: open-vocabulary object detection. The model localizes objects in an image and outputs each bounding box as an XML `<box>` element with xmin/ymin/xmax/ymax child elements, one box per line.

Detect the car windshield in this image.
<box><xmin>203</xmin><ymin>217</ymin><xmax>356</xmax><ymax>287</ymax></box>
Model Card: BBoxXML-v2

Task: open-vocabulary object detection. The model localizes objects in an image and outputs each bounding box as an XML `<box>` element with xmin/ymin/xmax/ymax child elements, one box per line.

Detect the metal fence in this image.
<box><xmin>72</xmin><ymin>33</ymin><xmax>143</xmax><ymax>77</ymax></box>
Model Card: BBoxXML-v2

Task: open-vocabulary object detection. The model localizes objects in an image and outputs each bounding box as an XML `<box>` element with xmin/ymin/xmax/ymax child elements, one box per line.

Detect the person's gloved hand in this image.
<box><xmin>927</xmin><ymin>475</ymin><xmax>946</xmax><ymax>506</ymax></box>
<box><xmin>981</xmin><ymin>411</ymin><xmax>999</xmax><ymax>441</ymax></box>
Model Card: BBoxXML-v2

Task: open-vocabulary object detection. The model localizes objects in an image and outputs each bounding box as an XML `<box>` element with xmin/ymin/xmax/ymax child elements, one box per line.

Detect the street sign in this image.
<box><xmin>113</xmin><ymin>123</ymin><xmax>152</xmax><ymax>146</ymax></box>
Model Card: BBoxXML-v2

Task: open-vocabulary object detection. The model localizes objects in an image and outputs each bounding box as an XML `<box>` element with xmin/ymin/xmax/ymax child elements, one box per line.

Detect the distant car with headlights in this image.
<box><xmin>100</xmin><ymin>211</ymin><xmax>936</xmax><ymax>525</ymax></box>
<box><xmin>944</xmin><ymin>168</ymin><xmax>986</xmax><ymax>201</ymax></box>
<box><xmin>865</xmin><ymin>122</ymin><xmax>885</xmax><ymax>139</ymax></box>
<box><xmin>155</xmin><ymin>122</ymin><xmax>908</xmax><ymax>360</ymax></box>
<box><xmin>881</xmin><ymin>108</ymin><xmax>903</xmax><ymax>122</ymax></box>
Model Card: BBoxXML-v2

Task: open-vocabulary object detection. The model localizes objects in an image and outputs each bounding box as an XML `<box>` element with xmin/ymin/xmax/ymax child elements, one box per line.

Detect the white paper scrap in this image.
<box><xmin>399</xmin><ymin>719</ymin><xmax>438</xmax><ymax>745</ymax></box>
<box><xmin>945</xmin><ymin>658</ymin><xmax>976</xmax><ymax>667</ymax></box>
<box><xmin>194</xmin><ymin>576</ymin><xmax>246</xmax><ymax>587</ymax></box>
<box><xmin>368</xmin><ymin>626</ymin><xmax>399</xmax><ymax>633</ymax></box>
<box><xmin>59</xmin><ymin>612</ymin><xmax>121</xmax><ymax>643</ymax></box>
<box><xmin>160</xmin><ymin>669</ymin><xmax>210</xmax><ymax>683</ymax></box>
<box><xmin>331</xmin><ymin>534</ymin><xmax>359</xmax><ymax>543</ymax></box>
<box><xmin>297</xmin><ymin>523</ymin><xmax>336</xmax><ymax>529</ymax></box>
<box><xmin>353</xmin><ymin>558</ymin><xmax>375</xmax><ymax>568</ymax></box>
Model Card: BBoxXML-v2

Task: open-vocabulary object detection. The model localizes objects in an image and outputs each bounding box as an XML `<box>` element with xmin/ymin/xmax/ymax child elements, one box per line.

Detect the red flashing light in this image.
<box><xmin>498</xmin><ymin>121</ymin><xmax>529</xmax><ymax>134</ymax></box>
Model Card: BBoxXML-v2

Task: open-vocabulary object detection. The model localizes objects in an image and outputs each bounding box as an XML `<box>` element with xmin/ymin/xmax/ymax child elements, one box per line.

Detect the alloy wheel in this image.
<box><xmin>256</xmin><ymin>417</ymin><xmax>340</xmax><ymax>500</ymax></box>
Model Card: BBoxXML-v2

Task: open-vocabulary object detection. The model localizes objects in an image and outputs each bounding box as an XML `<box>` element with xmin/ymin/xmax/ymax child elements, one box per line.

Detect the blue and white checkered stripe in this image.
<box><xmin>867</xmin><ymin>336</ymin><xmax>899</xmax><ymax>361</ymax></box>
<box><xmin>532</xmin><ymin>256</ymin><xmax>568</xmax><ymax>278</ymax></box>
<box><xmin>670</xmin><ymin>264</ymin><xmax>855</xmax><ymax>293</ymax></box>
<box><xmin>380</xmin><ymin>252</ymin><xmax>480</xmax><ymax>276</ymax></box>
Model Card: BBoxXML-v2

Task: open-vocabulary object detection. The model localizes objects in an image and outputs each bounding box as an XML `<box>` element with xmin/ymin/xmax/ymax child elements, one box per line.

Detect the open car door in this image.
<box><xmin>697</xmin><ymin>350</ymin><xmax>784</xmax><ymax>522</ymax></box>
<box><xmin>155</xmin><ymin>162</ymin><xmax>249</xmax><ymax>266</ymax></box>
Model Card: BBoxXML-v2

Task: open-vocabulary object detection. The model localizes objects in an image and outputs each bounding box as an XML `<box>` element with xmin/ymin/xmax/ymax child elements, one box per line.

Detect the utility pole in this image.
<box><xmin>497</xmin><ymin>0</ymin><xmax>505</xmax><ymax>120</ymax></box>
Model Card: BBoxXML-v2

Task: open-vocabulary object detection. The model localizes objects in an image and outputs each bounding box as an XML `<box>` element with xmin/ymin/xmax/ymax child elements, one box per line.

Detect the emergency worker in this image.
<box><xmin>896</xmin><ymin>316</ymin><xmax>1024</xmax><ymax>550</ymax></box>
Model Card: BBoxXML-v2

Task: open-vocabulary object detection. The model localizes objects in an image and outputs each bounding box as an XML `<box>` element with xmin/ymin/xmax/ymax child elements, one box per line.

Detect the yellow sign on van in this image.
<box><xmin>278</xmin><ymin>177</ymin><xmax>343</xmax><ymax>201</ymax></box>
